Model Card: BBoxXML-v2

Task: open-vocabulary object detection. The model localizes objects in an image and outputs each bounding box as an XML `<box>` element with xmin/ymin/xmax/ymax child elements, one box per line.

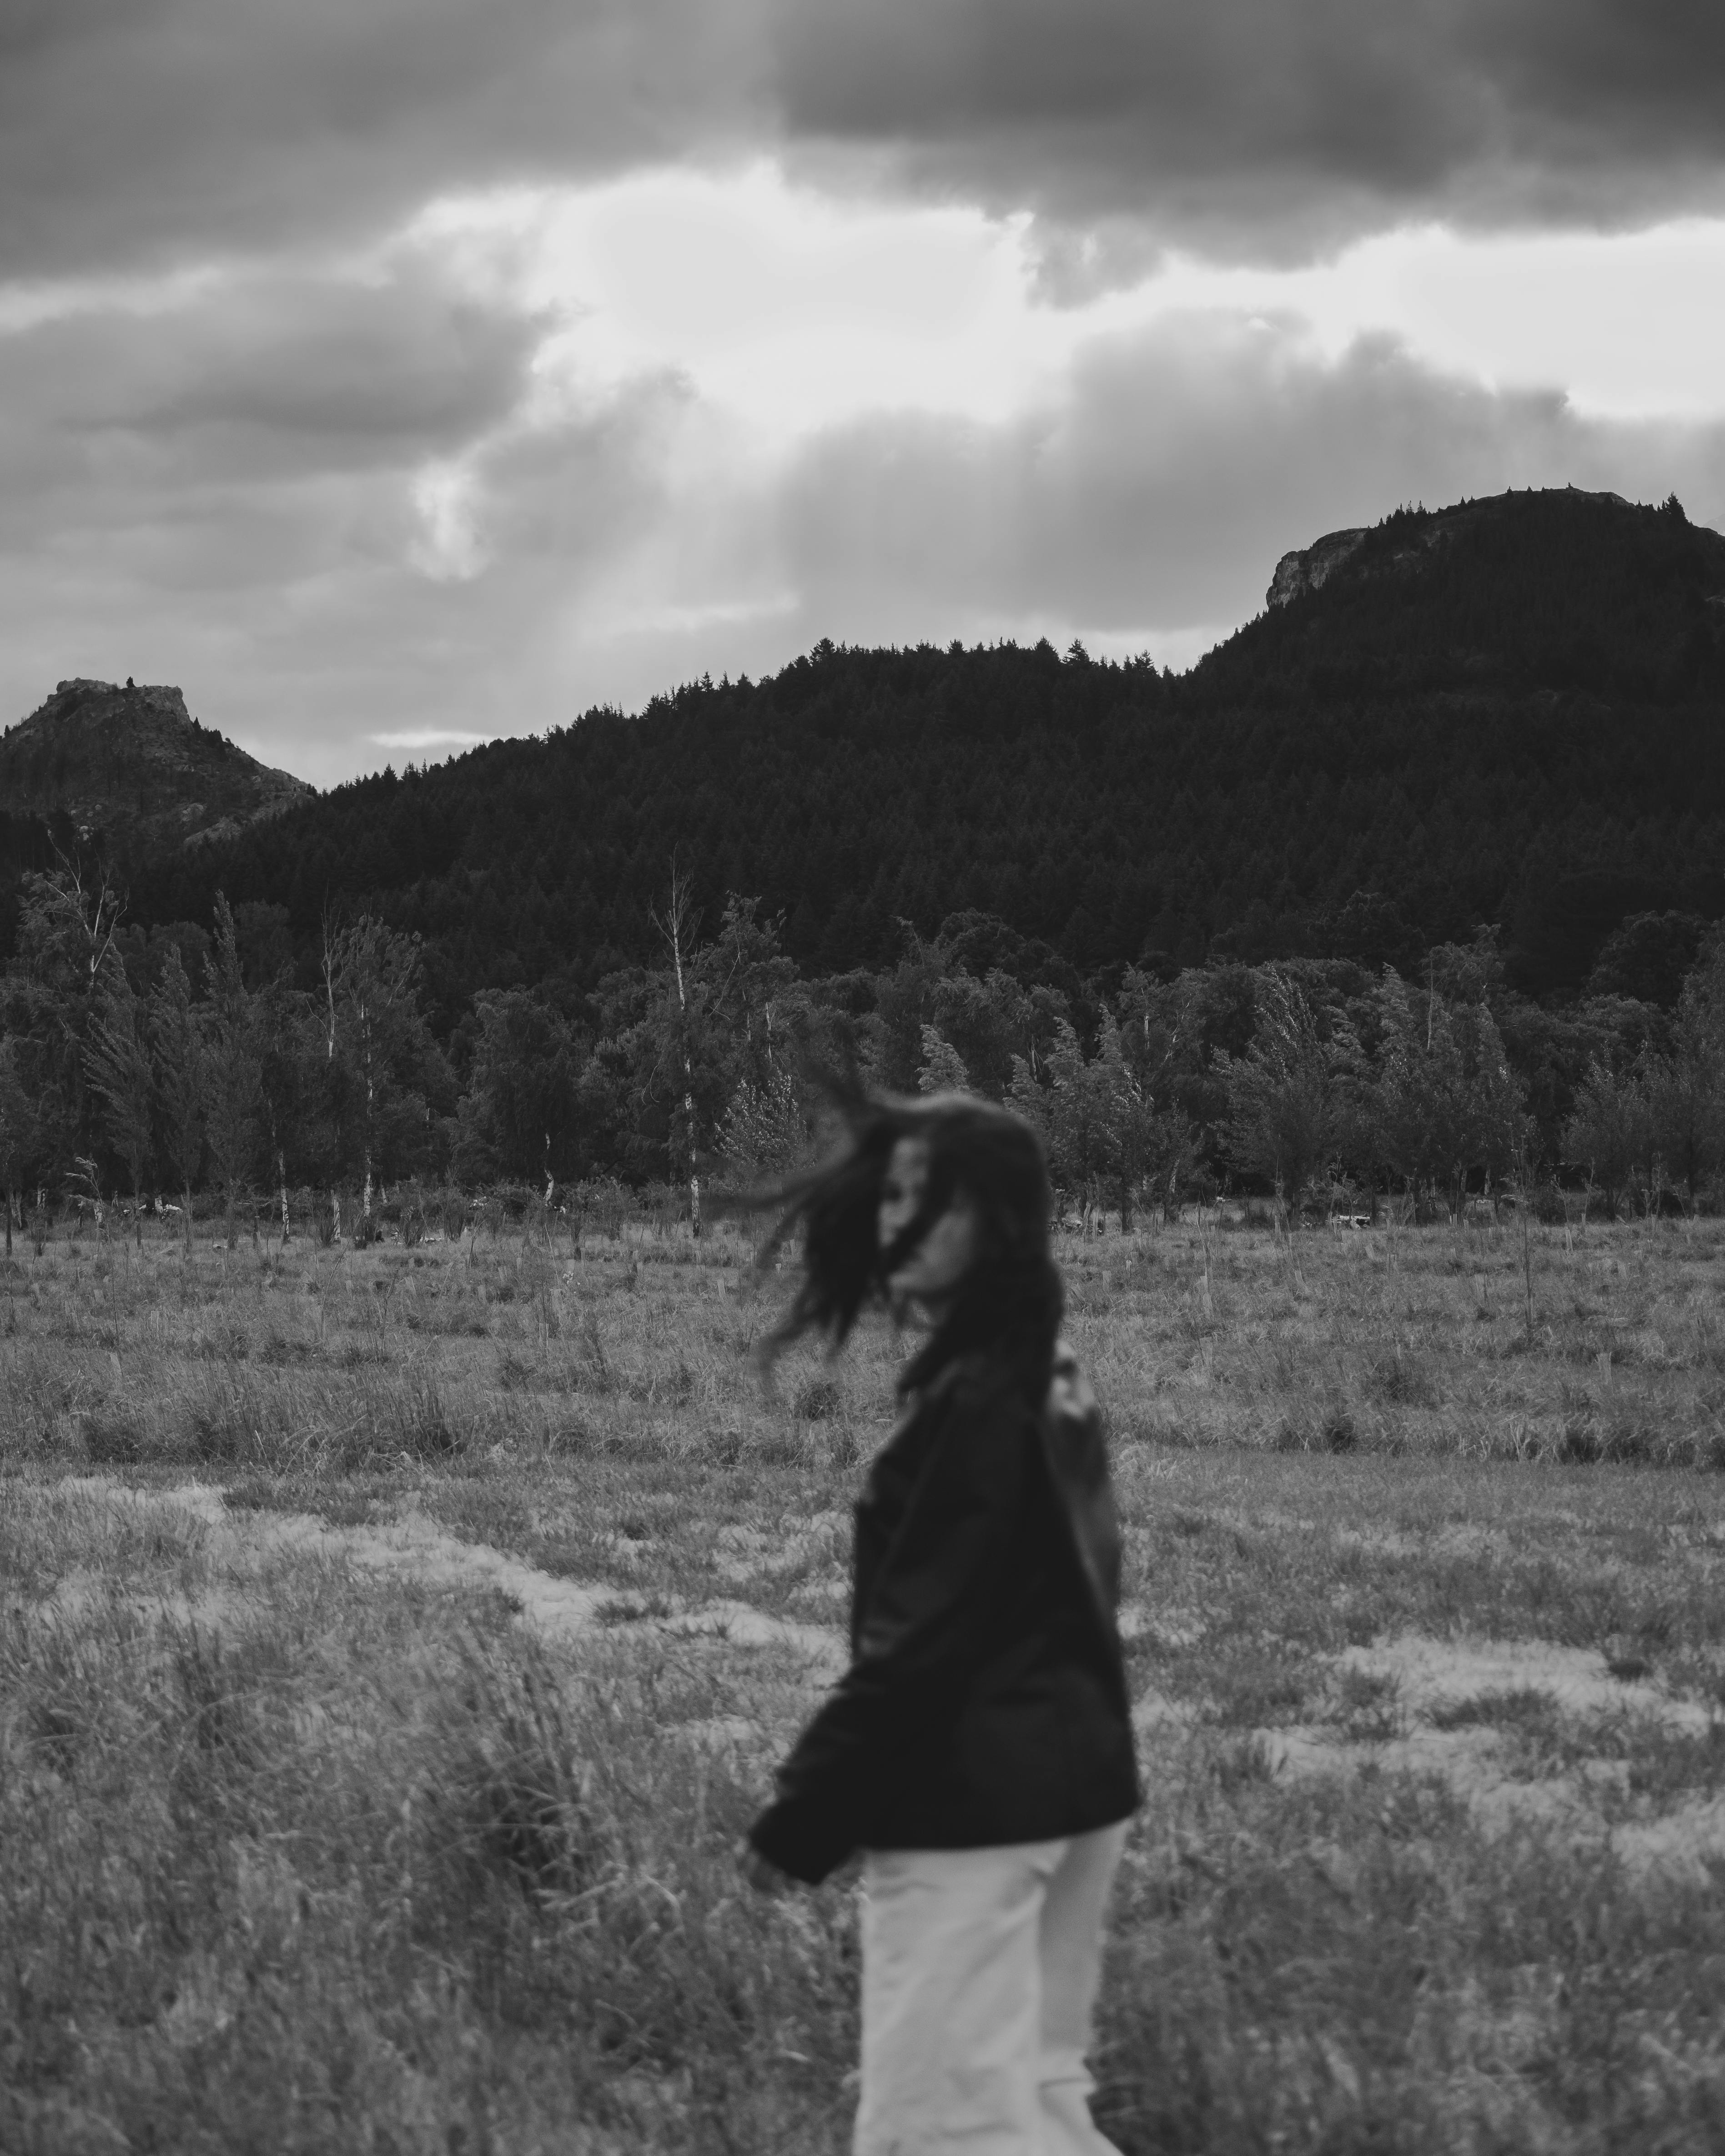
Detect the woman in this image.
<box><xmin>740</xmin><ymin>1089</ymin><xmax>1141</xmax><ymax>2155</ymax></box>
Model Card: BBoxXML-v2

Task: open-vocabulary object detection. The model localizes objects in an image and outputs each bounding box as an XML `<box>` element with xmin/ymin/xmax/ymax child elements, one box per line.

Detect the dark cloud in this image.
<box><xmin>776</xmin><ymin>0</ymin><xmax>1725</xmax><ymax>260</ymax></box>
<box><xmin>0</xmin><ymin>0</ymin><xmax>769</xmax><ymax>278</ymax></box>
<box><xmin>5</xmin><ymin>1</ymin><xmax>1725</xmax><ymax>284</ymax></box>
<box><xmin>0</xmin><ymin>261</ymin><xmax>542</xmax><ymax>518</ymax></box>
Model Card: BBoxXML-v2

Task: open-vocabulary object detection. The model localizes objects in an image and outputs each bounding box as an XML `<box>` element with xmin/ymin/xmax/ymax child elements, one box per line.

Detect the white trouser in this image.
<box><xmin>854</xmin><ymin>1821</ymin><xmax>1130</xmax><ymax>2156</ymax></box>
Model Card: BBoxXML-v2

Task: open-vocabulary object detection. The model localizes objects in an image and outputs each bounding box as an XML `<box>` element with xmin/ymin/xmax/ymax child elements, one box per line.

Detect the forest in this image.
<box><xmin>3</xmin><ymin>848</ymin><xmax>1725</xmax><ymax>1245</ymax></box>
<box><xmin>5</xmin><ymin>486</ymin><xmax>1725</xmax><ymax>1232</ymax></box>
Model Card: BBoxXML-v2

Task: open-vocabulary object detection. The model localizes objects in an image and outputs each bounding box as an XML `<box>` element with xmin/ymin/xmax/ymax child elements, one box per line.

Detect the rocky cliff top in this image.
<box><xmin>1264</xmin><ymin>487</ymin><xmax>1644</xmax><ymax>613</ymax></box>
<box><xmin>1266</xmin><ymin>526</ymin><xmax>1369</xmax><ymax>608</ymax></box>
<box><xmin>0</xmin><ymin>678</ymin><xmax>313</xmax><ymax>850</ymax></box>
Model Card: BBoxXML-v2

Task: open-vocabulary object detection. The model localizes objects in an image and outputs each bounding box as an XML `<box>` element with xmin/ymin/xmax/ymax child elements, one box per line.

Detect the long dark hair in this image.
<box><xmin>756</xmin><ymin>1086</ymin><xmax>1063</xmax><ymax>1404</ymax></box>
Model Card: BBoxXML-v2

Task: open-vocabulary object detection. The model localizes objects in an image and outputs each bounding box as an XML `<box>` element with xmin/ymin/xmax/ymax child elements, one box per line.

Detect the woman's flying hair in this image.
<box><xmin>754</xmin><ymin>1080</ymin><xmax>1062</xmax><ymax>1402</ymax></box>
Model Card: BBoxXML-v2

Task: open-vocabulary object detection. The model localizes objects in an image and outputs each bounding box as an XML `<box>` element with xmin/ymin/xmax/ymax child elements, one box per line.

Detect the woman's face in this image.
<box><xmin>878</xmin><ymin>1135</ymin><xmax>978</xmax><ymax>1303</ymax></box>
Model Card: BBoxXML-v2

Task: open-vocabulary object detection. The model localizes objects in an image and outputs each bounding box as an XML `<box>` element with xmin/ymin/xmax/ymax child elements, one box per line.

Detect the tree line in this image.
<box><xmin>8</xmin><ymin>856</ymin><xmax>1725</xmax><ymax>1250</ymax></box>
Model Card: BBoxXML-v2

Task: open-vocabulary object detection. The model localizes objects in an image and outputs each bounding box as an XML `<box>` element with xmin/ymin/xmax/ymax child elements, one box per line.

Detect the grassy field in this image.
<box><xmin>5</xmin><ymin>1208</ymin><xmax>1725</xmax><ymax>2152</ymax></box>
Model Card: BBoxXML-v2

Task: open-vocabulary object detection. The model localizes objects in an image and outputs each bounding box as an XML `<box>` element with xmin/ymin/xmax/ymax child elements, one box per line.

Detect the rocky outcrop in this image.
<box><xmin>0</xmin><ymin>678</ymin><xmax>313</xmax><ymax>849</ymax></box>
<box><xmin>1267</xmin><ymin>490</ymin><xmax>1644</xmax><ymax>613</ymax></box>
<box><xmin>1266</xmin><ymin>527</ymin><xmax>1368</xmax><ymax>608</ymax></box>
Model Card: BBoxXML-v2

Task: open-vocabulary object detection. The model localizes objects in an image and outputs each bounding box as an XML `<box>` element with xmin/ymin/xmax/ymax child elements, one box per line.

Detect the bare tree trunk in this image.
<box><xmin>655</xmin><ymin>864</ymin><xmax>703</xmax><ymax>1240</ymax></box>
<box><xmin>279</xmin><ymin>1148</ymin><xmax>290</xmax><ymax>1244</ymax></box>
<box><xmin>361</xmin><ymin>1000</ymin><xmax>375</xmax><ymax>1225</ymax></box>
<box><xmin>322</xmin><ymin>916</ymin><xmax>339</xmax><ymax>1061</ymax></box>
<box><xmin>183</xmin><ymin>1179</ymin><xmax>193</xmax><ymax>1261</ymax></box>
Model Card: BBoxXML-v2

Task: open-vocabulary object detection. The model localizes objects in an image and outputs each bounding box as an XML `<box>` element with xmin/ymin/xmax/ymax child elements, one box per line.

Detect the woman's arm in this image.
<box><xmin>747</xmin><ymin>1378</ymin><xmax>1030</xmax><ymax>1884</ymax></box>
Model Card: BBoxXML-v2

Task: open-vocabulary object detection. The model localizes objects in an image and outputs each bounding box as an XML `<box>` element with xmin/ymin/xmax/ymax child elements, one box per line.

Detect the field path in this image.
<box><xmin>60</xmin><ymin>1476</ymin><xmax>842</xmax><ymax>1664</ymax></box>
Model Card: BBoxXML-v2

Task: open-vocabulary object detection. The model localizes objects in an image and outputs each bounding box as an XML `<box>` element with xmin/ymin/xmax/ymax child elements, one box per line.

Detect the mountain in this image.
<box><xmin>18</xmin><ymin>487</ymin><xmax>1725</xmax><ymax>1021</ymax></box>
<box><xmin>0</xmin><ymin>678</ymin><xmax>312</xmax><ymax>856</ymax></box>
<box><xmin>1228</xmin><ymin>486</ymin><xmax>1725</xmax><ymax>703</ymax></box>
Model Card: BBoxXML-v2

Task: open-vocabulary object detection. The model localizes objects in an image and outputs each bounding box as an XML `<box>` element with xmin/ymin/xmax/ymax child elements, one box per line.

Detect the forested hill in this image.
<box><xmin>67</xmin><ymin>488</ymin><xmax>1725</xmax><ymax>1023</ymax></box>
<box><xmin>0</xmin><ymin>678</ymin><xmax>311</xmax><ymax>852</ymax></box>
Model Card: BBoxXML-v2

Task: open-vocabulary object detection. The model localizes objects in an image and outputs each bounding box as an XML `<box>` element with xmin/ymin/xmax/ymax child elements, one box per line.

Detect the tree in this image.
<box><xmin>1113</xmin><ymin>968</ymin><xmax>1207</xmax><ymax>1217</ymax></box>
<box><xmin>83</xmin><ymin>960</ymin><xmax>154</xmax><ymax>1244</ymax></box>
<box><xmin>1640</xmin><ymin>933</ymin><xmax>1725</xmax><ymax>1204</ymax></box>
<box><xmin>202</xmin><ymin>894</ymin><xmax>263</xmax><ymax>1243</ymax></box>
<box><xmin>453</xmin><ymin>990</ymin><xmax>586</xmax><ymax>1187</ymax></box>
<box><xmin>651</xmin><ymin>865</ymin><xmax>704</xmax><ymax>1235</ymax></box>
<box><xmin>717</xmin><ymin>1068</ymin><xmax>809</xmax><ymax>1182</ymax></box>
<box><xmin>1563</xmin><ymin>1058</ymin><xmax>1651</xmax><ymax>1215</ymax></box>
<box><xmin>1006</xmin><ymin>1014</ymin><xmax>1180</xmax><ymax>1228</ymax></box>
<box><xmin>7</xmin><ymin>859</ymin><xmax>125</xmax><ymax>1174</ymax></box>
<box><xmin>917</xmin><ymin>1027</ymin><xmax>972</xmax><ymax>1095</ymax></box>
<box><xmin>256</xmin><ymin>977</ymin><xmax>324</xmax><ymax>1243</ymax></box>
<box><xmin>1641</xmin><ymin>1044</ymin><xmax>1717</xmax><ymax>1208</ymax></box>
<box><xmin>16</xmin><ymin>856</ymin><xmax>121</xmax><ymax>1003</ymax></box>
<box><xmin>618</xmin><ymin>884</ymin><xmax>807</xmax><ymax>1220</ymax></box>
<box><xmin>1370</xmin><ymin>974</ymin><xmax>1527</xmax><ymax>1206</ymax></box>
<box><xmin>1217</xmin><ymin>970</ymin><xmax>1356</xmax><ymax>1212</ymax></box>
<box><xmin>1083</xmin><ymin>1013</ymin><xmax>1190</xmax><ymax>1230</ymax></box>
<box><xmin>148</xmin><ymin>944</ymin><xmax>204</xmax><ymax>1256</ymax></box>
<box><xmin>872</xmin><ymin>924</ymin><xmax>1066</xmax><ymax>1099</ymax></box>
<box><xmin>925</xmin><ymin>967</ymin><xmax>1051</xmax><ymax>1101</ymax></box>
<box><xmin>1115</xmin><ymin>963</ymin><xmax>1258</xmax><ymax>1179</ymax></box>
<box><xmin>0</xmin><ymin>1036</ymin><xmax>40</xmax><ymax>1258</ymax></box>
<box><xmin>322</xmin><ymin>910</ymin><xmax>439</xmax><ymax>1223</ymax></box>
<box><xmin>1011</xmin><ymin>1021</ymin><xmax>1100</xmax><ymax>1211</ymax></box>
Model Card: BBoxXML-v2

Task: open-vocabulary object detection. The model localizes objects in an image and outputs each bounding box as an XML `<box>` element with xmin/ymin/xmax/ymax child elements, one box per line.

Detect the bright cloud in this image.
<box><xmin>369</xmin><ymin>729</ymin><xmax>497</xmax><ymax>751</ymax></box>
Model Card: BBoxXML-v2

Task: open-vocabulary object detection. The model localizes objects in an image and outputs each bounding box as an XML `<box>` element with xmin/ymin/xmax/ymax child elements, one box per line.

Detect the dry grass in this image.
<box><xmin>5</xmin><ymin>1212</ymin><xmax>1725</xmax><ymax>2151</ymax></box>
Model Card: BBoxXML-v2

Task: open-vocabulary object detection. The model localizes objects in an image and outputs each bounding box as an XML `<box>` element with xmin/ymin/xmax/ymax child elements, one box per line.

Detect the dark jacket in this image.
<box><xmin>748</xmin><ymin>1344</ymin><xmax>1141</xmax><ymax>1885</ymax></box>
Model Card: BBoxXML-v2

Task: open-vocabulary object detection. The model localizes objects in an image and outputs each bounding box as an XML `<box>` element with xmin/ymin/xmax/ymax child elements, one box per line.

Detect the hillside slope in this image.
<box><xmin>1233</xmin><ymin>487</ymin><xmax>1725</xmax><ymax>703</ymax></box>
<box><xmin>51</xmin><ymin>489</ymin><xmax>1725</xmax><ymax>1020</ymax></box>
<box><xmin>0</xmin><ymin>678</ymin><xmax>312</xmax><ymax>854</ymax></box>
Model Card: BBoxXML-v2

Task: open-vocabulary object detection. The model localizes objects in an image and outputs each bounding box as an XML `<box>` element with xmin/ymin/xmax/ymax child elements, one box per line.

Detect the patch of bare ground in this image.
<box><xmin>53</xmin><ymin>1476</ymin><xmax>847</xmax><ymax>1668</ymax></box>
<box><xmin>1243</xmin><ymin>1632</ymin><xmax>1725</xmax><ymax>1879</ymax></box>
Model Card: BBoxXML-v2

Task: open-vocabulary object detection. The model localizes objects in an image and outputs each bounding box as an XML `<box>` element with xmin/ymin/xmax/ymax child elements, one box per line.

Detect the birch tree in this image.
<box><xmin>10</xmin><ymin>860</ymin><xmax>124</xmax><ymax>1169</ymax></box>
<box><xmin>1217</xmin><ymin>969</ymin><xmax>1358</xmax><ymax>1215</ymax></box>
<box><xmin>83</xmin><ymin>960</ymin><xmax>154</xmax><ymax>1245</ymax></box>
<box><xmin>323</xmin><ymin>913</ymin><xmax>436</xmax><ymax>1230</ymax></box>
<box><xmin>202</xmin><ymin>895</ymin><xmax>262</xmax><ymax>1245</ymax></box>
<box><xmin>650</xmin><ymin>864</ymin><xmax>704</xmax><ymax>1238</ymax></box>
<box><xmin>148</xmin><ymin>944</ymin><xmax>205</xmax><ymax>1256</ymax></box>
<box><xmin>1371</xmin><ymin>974</ymin><xmax>1528</xmax><ymax>1207</ymax></box>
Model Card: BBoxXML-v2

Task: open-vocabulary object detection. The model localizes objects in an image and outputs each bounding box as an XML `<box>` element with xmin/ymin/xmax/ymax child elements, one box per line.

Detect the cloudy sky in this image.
<box><xmin>5</xmin><ymin>1</ymin><xmax>1725</xmax><ymax>786</ymax></box>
